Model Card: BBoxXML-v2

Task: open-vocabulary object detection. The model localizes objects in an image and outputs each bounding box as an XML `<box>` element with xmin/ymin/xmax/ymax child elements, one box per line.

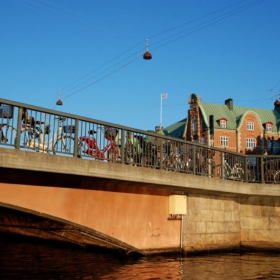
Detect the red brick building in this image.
<box><xmin>164</xmin><ymin>93</ymin><xmax>280</xmax><ymax>155</ymax></box>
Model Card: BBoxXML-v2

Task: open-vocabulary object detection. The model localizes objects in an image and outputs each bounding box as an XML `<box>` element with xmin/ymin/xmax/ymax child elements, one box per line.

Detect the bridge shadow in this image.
<box><xmin>0</xmin><ymin>203</ymin><xmax>145</xmax><ymax>256</ymax></box>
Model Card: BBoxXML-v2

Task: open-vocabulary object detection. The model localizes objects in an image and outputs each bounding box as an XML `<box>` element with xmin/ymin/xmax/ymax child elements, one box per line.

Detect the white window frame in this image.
<box><xmin>246</xmin><ymin>138</ymin><xmax>256</xmax><ymax>148</ymax></box>
<box><xmin>220</xmin><ymin>120</ymin><xmax>227</xmax><ymax>128</ymax></box>
<box><xmin>220</xmin><ymin>136</ymin><xmax>229</xmax><ymax>147</ymax></box>
<box><xmin>266</xmin><ymin>123</ymin><xmax>272</xmax><ymax>132</ymax></box>
<box><xmin>247</xmin><ymin>122</ymin><xmax>254</xmax><ymax>130</ymax></box>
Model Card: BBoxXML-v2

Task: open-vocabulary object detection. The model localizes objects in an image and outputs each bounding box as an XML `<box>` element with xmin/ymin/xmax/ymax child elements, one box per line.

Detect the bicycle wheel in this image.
<box><xmin>77</xmin><ymin>139</ymin><xmax>95</xmax><ymax>159</ymax></box>
<box><xmin>20</xmin><ymin>127</ymin><xmax>41</xmax><ymax>151</ymax></box>
<box><xmin>1</xmin><ymin>124</ymin><xmax>17</xmax><ymax>147</ymax></box>
<box><xmin>1</xmin><ymin>125</ymin><xmax>40</xmax><ymax>151</ymax></box>
<box><xmin>235</xmin><ymin>168</ymin><xmax>244</xmax><ymax>181</ymax></box>
<box><xmin>274</xmin><ymin>170</ymin><xmax>280</xmax><ymax>184</ymax></box>
<box><xmin>53</xmin><ymin>136</ymin><xmax>75</xmax><ymax>156</ymax></box>
<box><xmin>217</xmin><ymin>164</ymin><xmax>225</xmax><ymax>179</ymax></box>
<box><xmin>107</xmin><ymin>148</ymin><xmax>120</xmax><ymax>163</ymax></box>
<box><xmin>77</xmin><ymin>139</ymin><xmax>86</xmax><ymax>158</ymax></box>
<box><xmin>264</xmin><ymin>171</ymin><xmax>274</xmax><ymax>183</ymax></box>
<box><xmin>248</xmin><ymin>170</ymin><xmax>256</xmax><ymax>182</ymax></box>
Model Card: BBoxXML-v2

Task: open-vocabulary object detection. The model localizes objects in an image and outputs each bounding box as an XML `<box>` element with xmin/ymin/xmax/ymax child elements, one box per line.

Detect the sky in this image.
<box><xmin>1</xmin><ymin>0</ymin><xmax>280</xmax><ymax>132</ymax></box>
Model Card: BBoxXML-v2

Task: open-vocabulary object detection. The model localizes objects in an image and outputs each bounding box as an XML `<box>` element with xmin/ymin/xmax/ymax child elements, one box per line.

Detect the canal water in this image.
<box><xmin>1</xmin><ymin>233</ymin><xmax>280</xmax><ymax>279</ymax></box>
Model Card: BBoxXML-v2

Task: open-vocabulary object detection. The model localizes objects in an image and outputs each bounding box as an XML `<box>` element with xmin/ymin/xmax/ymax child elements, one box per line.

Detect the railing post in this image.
<box><xmin>159</xmin><ymin>139</ymin><xmax>163</xmax><ymax>170</ymax></box>
<box><xmin>192</xmin><ymin>145</ymin><xmax>196</xmax><ymax>175</ymax></box>
<box><xmin>183</xmin><ymin>143</ymin><xmax>187</xmax><ymax>169</ymax></box>
<box><xmin>121</xmin><ymin>128</ymin><xmax>125</xmax><ymax>164</ymax></box>
<box><xmin>15</xmin><ymin>107</ymin><xmax>22</xmax><ymax>150</ymax></box>
<box><xmin>73</xmin><ymin>118</ymin><xmax>79</xmax><ymax>157</ymax></box>
<box><xmin>244</xmin><ymin>156</ymin><xmax>248</xmax><ymax>182</ymax></box>
<box><xmin>221</xmin><ymin>151</ymin><xmax>224</xmax><ymax>179</ymax></box>
<box><xmin>261</xmin><ymin>156</ymin><xmax>265</xmax><ymax>184</ymax></box>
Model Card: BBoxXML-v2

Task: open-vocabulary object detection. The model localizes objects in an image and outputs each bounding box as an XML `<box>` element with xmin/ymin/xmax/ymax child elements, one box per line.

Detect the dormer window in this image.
<box><xmin>266</xmin><ymin>123</ymin><xmax>272</xmax><ymax>132</ymax></box>
<box><xmin>219</xmin><ymin>118</ymin><xmax>228</xmax><ymax>128</ymax></box>
<box><xmin>264</xmin><ymin>122</ymin><xmax>273</xmax><ymax>132</ymax></box>
<box><xmin>220</xmin><ymin>120</ymin><xmax>226</xmax><ymax>128</ymax></box>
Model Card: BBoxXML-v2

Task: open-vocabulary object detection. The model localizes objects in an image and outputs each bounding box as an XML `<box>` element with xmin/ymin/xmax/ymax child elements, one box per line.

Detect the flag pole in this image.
<box><xmin>160</xmin><ymin>93</ymin><xmax>168</xmax><ymax>129</ymax></box>
<box><xmin>160</xmin><ymin>94</ymin><xmax>162</xmax><ymax>128</ymax></box>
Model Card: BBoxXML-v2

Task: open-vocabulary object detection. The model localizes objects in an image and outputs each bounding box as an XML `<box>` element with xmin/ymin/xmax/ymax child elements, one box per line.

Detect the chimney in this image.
<box><xmin>274</xmin><ymin>99</ymin><xmax>280</xmax><ymax>110</ymax></box>
<box><xmin>225</xmin><ymin>98</ymin><xmax>233</xmax><ymax>110</ymax></box>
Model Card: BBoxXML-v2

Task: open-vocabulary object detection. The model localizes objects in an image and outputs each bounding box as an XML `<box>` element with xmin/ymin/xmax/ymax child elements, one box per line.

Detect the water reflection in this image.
<box><xmin>1</xmin><ymin>233</ymin><xmax>280</xmax><ymax>279</ymax></box>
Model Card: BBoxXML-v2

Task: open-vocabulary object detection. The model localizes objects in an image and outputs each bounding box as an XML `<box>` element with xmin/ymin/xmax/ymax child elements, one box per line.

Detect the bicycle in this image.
<box><xmin>217</xmin><ymin>161</ymin><xmax>244</xmax><ymax>180</ymax></box>
<box><xmin>0</xmin><ymin>124</ymin><xmax>9</xmax><ymax>143</ymax></box>
<box><xmin>78</xmin><ymin>127</ymin><xmax>120</xmax><ymax>162</ymax></box>
<box><xmin>124</xmin><ymin>132</ymin><xmax>144</xmax><ymax>165</ymax></box>
<box><xmin>163</xmin><ymin>146</ymin><xmax>186</xmax><ymax>172</ymax></box>
<box><xmin>0</xmin><ymin>121</ymin><xmax>35</xmax><ymax>147</ymax></box>
<box><xmin>0</xmin><ymin>108</ymin><xmax>76</xmax><ymax>156</ymax></box>
<box><xmin>274</xmin><ymin>170</ymin><xmax>280</xmax><ymax>183</ymax></box>
<box><xmin>262</xmin><ymin>159</ymin><xmax>280</xmax><ymax>183</ymax></box>
<box><xmin>271</xmin><ymin>160</ymin><xmax>280</xmax><ymax>183</ymax></box>
<box><xmin>200</xmin><ymin>158</ymin><xmax>216</xmax><ymax>177</ymax></box>
<box><xmin>0</xmin><ymin>104</ymin><xmax>17</xmax><ymax>146</ymax></box>
<box><xmin>20</xmin><ymin>116</ymin><xmax>76</xmax><ymax>155</ymax></box>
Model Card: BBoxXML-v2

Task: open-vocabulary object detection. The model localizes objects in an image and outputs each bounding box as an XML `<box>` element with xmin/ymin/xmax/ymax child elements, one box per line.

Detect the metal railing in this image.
<box><xmin>1</xmin><ymin>98</ymin><xmax>279</xmax><ymax>184</ymax></box>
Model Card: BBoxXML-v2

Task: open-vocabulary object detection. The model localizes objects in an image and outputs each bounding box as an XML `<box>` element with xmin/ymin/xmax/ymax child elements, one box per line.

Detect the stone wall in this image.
<box><xmin>183</xmin><ymin>194</ymin><xmax>240</xmax><ymax>253</ymax></box>
<box><xmin>183</xmin><ymin>194</ymin><xmax>280</xmax><ymax>254</ymax></box>
<box><xmin>240</xmin><ymin>196</ymin><xmax>280</xmax><ymax>251</ymax></box>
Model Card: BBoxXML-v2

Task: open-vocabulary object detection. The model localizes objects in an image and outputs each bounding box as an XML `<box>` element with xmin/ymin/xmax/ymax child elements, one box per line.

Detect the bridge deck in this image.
<box><xmin>1</xmin><ymin>148</ymin><xmax>279</xmax><ymax>198</ymax></box>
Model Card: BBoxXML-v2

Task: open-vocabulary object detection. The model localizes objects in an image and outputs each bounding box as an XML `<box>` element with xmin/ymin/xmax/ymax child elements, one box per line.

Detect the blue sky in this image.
<box><xmin>1</xmin><ymin>0</ymin><xmax>280</xmax><ymax>131</ymax></box>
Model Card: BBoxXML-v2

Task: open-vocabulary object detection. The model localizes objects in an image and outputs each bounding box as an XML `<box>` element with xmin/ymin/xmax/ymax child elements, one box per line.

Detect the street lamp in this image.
<box><xmin>143</xmin><ymin>38</ymin><xmax>152</xmax><ymax>60</ymax></box>
<box><xmin>56</xmin><ymin>91</ymin><xmax>63</xmax><ymax>106</ymax></box>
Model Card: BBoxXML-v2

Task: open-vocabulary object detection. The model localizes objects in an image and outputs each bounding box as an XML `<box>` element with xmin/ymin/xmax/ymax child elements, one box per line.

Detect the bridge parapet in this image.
<box><xmin>0</xmin><ymin>98</ymin><xmax>279</xmax><ymax>184</ymax></box>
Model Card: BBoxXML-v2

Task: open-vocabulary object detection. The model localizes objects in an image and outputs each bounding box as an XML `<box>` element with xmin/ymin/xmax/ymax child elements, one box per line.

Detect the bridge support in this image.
<box><xmin>2</xmin><ymin>149</ymin><xmax>280</xmax><ymax>255</ymax></box>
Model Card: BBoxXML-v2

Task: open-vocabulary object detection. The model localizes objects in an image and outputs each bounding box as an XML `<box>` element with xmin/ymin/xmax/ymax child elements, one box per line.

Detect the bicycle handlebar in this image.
<box><xmin>88</xmin><ymin>130</ymin><xmax>97</xmax><ymax>134</ymax></box>
<box><xmin>55</xmin><ymin>116</ymin><xmax>67</xmax><ymax>122</ymax></box>
<box><xmin>35</xmin><ymin>121</ymin><xmax>45</xmax><ymax>125</ymax></box>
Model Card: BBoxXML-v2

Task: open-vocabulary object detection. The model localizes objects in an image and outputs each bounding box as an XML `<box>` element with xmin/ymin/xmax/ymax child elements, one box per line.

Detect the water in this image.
<box><xmin>1</xmin><ymin>233</ymin><xmax>280</xmax><ymax>280</ymax></box>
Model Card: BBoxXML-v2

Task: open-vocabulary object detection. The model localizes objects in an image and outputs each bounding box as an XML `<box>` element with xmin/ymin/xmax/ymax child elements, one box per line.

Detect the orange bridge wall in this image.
<box><xmin>0</xmin><ymin>182</ymin><xmax>181</xmax><ymax>251</ymax></box>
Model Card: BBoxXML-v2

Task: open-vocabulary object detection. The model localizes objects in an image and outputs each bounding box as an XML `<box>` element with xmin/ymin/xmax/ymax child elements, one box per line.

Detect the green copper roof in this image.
<box><xmin>200</xmin><ymin>103</ymin><xmax>280</xmax><ymax>132</ymax></box>
<box><xmin>162</xmin><ymin>95</ymin><xmax>280</xmax><ymax>140</ymax></box>
<box><xmin>163</xmin><ymin>118</ymin><xmax>187</xmax><ymax>138</ymax></box>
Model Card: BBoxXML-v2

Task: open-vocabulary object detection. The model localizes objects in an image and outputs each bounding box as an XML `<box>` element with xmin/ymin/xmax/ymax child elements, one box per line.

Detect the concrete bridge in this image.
<box><xmin>1</xmin><ymin>98</ymin><xmax>280</xmax><ymax>255</ymax></box>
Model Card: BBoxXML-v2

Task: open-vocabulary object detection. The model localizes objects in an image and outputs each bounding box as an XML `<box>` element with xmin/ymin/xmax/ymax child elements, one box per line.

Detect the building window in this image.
<box><xmin>246</xmin><ymin>138</ymin><xmax>256</xmax><ymax>148</ymax></box>
<box><xmin>201</xmin><ymin>136</ymin><xmax>205</xmax><ymax>145</ymax></box>
<box><xmin>247</xmin><ymin>122</ymin><xmax>254</xmax><ymax>130</ymax></box>
<box><xmin>193</xmin><ymin>117</ymin><xmax>197</xmax><ymax>132</ymax></box>
<box><xmin>267</xmin><ymin>139</ymin><xmax>271</xmax><ymax>150</ymax></box>
<box><xmin>266</xmin><ymin>123</ymin><xmax>272</xmax><ymax>132</ymax></box>
<box><xmin>220</xmin><ymin>120</ymin><xmax>227</xmax><ymax>128</ymax></box>
<box><xmin>220</xmin><ymin>136</ymin><xmax>229</xmax><ymax>147</ymax></box>
<box><xmin>200</xmin><ymin>118</ymin><xmax>203</xmax><ymax>130</ymax></box>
